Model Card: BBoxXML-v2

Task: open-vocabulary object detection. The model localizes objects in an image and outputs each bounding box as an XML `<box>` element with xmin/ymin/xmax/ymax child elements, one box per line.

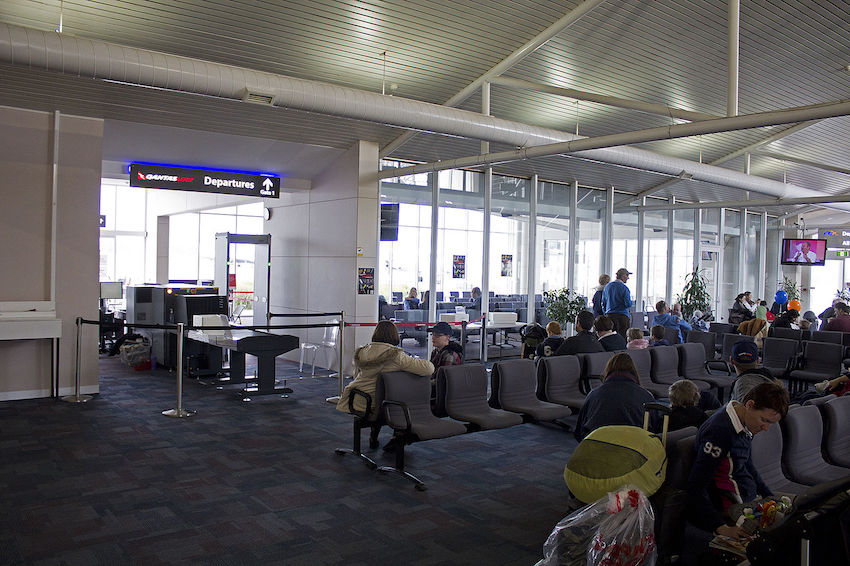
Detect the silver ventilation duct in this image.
<box><xmin>0</xmin><ymin>21</ymin><xmax>842</xmax><ymax>210</ymax></box>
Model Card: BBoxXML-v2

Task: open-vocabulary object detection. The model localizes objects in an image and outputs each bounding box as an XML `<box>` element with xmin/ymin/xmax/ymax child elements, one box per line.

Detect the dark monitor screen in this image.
<box><xmin>780</xmin><ymin>239</ymin><xmax>826</xmax><ymax>265</ymax></box>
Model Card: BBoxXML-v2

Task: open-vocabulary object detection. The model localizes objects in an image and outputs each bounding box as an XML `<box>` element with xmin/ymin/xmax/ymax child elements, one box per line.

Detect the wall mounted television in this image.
<box><xmin>780</xmin><ymin>239</ymin><xmax>827</xmax><ymax>266</ymax></box>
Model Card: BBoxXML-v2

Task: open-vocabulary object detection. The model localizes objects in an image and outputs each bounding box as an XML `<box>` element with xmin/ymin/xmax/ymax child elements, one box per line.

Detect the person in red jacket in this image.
<box><xmin>824</xmin><ymin>302</ymin><xmax>850</xmax><ymax>332</ymax></box>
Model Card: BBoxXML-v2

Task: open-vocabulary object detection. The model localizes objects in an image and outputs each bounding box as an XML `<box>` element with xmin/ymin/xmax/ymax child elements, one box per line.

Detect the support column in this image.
<box><xmin>666</xmin><ymin>196</ymin><xmax>674</xmax><ymax>304</ymax></box>
<box><xmin>738</xmin><ymin>209</ymin><xmax>748</xmax><ymax>296</ymax></box>
<box><xmin>718</xmin><ymin>208</ymin><xmax>726</xmax><ymax>317</ymax></box>
<box><xmin>428</xmin><ymin>171</ymin><xmax>439</xmax><ymax>352</ymax></box>
<box><xmin>480</xmin><ymin>82</ymin><xmax>491</xmax><ymax>362</ymax></box>
<box><xmin>728</xmin><ymin>0</ymin><xmax>740</xmax><ymax>117</ymax></box>
<box><xmin>758</xmin><ymin>211</ymin><xmax>767</xmax><ymax>301</ymax></box>
<box><xmin>693</xmin><ymin>208</ymin><xmax>702</xmax><ymax>272</ymax></box>
<box><xmin>604</xmin><ymin>186</ymin><xmax>614</xmax><ymax>276</ymax></box>
<box><xmin>527</xmin><ymin>175</ymin><xmax>538</xmax><ymax>323</ymax></box>
<box><xmin>567</xmin><ymin>181</ymin><xmax>578</xmax><ymax>334</ymax></box>
<box><xmin>636</xmin><ymin>198</ymin><xmax>645</xmax><ymax>311</ymax></box>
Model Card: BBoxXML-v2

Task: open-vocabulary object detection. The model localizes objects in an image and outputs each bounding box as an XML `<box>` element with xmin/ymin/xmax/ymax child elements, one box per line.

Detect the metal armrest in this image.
<box><xmin>348</xmin><ymin>388</ymin><xmax>373</xmax><ymax>417</ymax></box>
<box><xmin>381</xmin><ymin>399</ymin><xmax>412</xmax><ymax>433</ymax></box>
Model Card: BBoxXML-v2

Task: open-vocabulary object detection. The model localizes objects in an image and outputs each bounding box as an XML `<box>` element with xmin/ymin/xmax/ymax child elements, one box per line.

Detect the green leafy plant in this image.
<box><xmin>781</xmin><ymin>276</ymin><xmax>800</xmax><ymax>302</ymax></box>
<box><xmin>543</xmin><ymin>288</ymin><xmax>588</xmax><ymax>326</ymax></box>
<box><xmin>677</xmin><ymin>269</ymin><xmax>711</xmax><ymax>319</ymax></box>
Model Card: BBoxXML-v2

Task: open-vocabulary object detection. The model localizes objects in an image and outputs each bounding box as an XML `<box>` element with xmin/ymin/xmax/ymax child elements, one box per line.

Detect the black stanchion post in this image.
<box><xmin>62</xmin><ymin>316</ymin><xmax>92</xmax><ymax>403</ymax></box>
<box><xmin>163</xmin><ymin>322</ymin><xmax>196</xmax><ymax>418</ymax></box>
<box><xmin>460</xmin><ymin>320</ymin><xmax>467</xmax><ymax>363</ymax></box>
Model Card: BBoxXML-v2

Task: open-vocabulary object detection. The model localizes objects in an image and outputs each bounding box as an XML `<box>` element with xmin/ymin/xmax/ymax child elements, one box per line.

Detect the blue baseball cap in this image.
<box><xmin>731</xmin><ymin>340</ymin><xmax>759</xmax><ymax>364</ymax></box>
<box><xmin>429</xmin><ymin>321</ymin><xmax>453</xmax><ymax>336</ymax></box>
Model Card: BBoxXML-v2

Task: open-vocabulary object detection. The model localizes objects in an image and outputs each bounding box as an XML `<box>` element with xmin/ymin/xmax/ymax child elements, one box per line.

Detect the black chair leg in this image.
<box><xmin>335</xmin><ymin>419</ymin><xmax>378</xmax><ymax>470</ymax></box>
<box><xmin>377</xmin><ymin>436</ymin><xmax>426</xmax><ymax>491</ymax></box>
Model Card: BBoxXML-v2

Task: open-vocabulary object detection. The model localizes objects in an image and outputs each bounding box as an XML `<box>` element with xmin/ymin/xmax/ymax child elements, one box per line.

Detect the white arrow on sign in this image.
<box><xmin>263</xmin><ymin>178</ymin><xmax>274</xmax><ymax>190</ymax></box>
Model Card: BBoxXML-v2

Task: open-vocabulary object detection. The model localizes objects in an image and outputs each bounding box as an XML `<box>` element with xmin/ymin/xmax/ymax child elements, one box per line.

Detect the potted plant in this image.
<box><xmin>677</xmin><ymin>269</ymin><xmax>711</xmax><ymax>320</ymax></box>
<box><xmin>543</xmin><ymin>288</ymin><xmax>588</xmax><ymax>328</ymax></box>
<box><xmin>781</xmin><ymin>276</ymin><xmax>800</xmax><ymax>302</ymax></box>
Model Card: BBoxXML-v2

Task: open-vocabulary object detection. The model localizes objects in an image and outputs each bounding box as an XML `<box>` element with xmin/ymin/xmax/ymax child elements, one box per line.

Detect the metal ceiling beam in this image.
<box><xmin>489</xmin><ymin>76</ymin><xmax>719</xmax><ymax>122</ymax></box>
<box><xmin>617</xmin><ymin>119</ymin><xmax>822</xmax><ymax>206</ymax></box>
<box><xmin>378</xmin><ymin>0</ymin><xmax>609</xmax><ymax>158</ymax></box>
<box><xmin>377</xmin><ymin>98</ymin><xmax>850</xmax><ymax>179</ymax></box>
<box><xmin>636</xmin><ymin>194</ymin><xmax>850</xmax><ymax>212</ymax></box>
<box><xmin>728</xmin><ymin>0</ymin><xmax>740</xmax><ymax>117</ymax></box>
<box><xmin>753</xmin><ymin>151</ymin><xmax>850</xmax><ymax>176</ymax></box>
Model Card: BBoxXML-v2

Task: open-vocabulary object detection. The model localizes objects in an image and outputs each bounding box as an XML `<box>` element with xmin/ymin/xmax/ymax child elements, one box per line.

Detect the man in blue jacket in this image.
<box><xmin>686</xmin><ymin>382</ymin><xmax>789</xmax><ymax>541</ymax></box>
<box><xmin>653</xmin><ymin>300</ymin><xmax>692</xmax><ymax>343</ymax></box>
<box><xmin>602</xmin><ymin>267</ymin><xmax>633</xmax><ymax>338</ymax></box>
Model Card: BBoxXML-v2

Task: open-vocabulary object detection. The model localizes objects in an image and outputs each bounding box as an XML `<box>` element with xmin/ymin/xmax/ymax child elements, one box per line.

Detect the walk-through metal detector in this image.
<box><xmin>214</xmin><ymin>233</ymin><xmax>271</xmax><ymax>325</ymax></box>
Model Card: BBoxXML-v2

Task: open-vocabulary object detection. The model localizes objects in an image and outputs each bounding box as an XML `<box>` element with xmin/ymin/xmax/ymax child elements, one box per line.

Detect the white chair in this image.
<box><xmin>299</xmin><ymin>320</ymin><xmax>339</xmax><ymax>376</ymax></box>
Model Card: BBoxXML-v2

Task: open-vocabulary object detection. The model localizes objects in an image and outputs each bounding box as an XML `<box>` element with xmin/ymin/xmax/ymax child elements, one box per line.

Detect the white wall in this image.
<box><xmin>266</xmin><ymin>141</ymin><xmax>379</xmax><ymax>375</ymax></box>
<box><xmin>0</xmin><ymin>106</ymin><xmax>102</xmax><ymax>399</ymax></box>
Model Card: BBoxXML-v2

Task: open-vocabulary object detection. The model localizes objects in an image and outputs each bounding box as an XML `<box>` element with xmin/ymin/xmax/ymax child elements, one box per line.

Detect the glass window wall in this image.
<box><xmin>672</xmin><ymin>208</ymin><xmax>694</xmax><ymax>303</ymax></box>
<box><xmin>643</xmin><ymin>206</ymin><xmax>668</xmax><ymax>311</ymax></box>
<box><xmin>575</xmin><ymin>187</ymin><xmax>605</xmax><ymax>302</ymax></box>
<box><xmin>721</xmin><ymin>210</ymin><xmax>742</xmax><ymax>321</ymax></box>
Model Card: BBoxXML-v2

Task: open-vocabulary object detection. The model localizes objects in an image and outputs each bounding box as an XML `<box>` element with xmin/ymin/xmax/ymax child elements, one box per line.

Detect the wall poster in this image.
<box><xmin>453</xmin><ymin>255</ymin><xmax>465</xmax><ymax>278</ymax></box>
<box><xmin>501</xmin><ymin>254</ymin><xmax>513</xmax><ymax>277</ymax></box>
<box><xmin>357</xmin><ymin>268</ymin><xmax>374</xmax><ymax>294</ymax></box>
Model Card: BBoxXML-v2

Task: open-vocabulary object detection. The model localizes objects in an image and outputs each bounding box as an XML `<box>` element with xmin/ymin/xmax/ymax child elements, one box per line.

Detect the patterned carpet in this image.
<box><xmin>0</xmin><ymin>356</ymin><xmax>578</xmax><ymax>565</ymax></box>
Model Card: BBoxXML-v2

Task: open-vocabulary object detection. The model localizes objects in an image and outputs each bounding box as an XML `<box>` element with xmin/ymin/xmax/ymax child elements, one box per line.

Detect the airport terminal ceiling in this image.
<box><xmin>1</xmin><ymin>0</ymin><xmax>849</xmax><ymax>223</ymax></box>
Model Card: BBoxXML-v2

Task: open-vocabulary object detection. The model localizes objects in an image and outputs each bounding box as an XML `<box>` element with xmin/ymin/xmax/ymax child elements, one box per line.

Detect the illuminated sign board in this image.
<box><xmin>130</xmin><ymin>164</ymin><xmax>280</xmax><ymax>198</ymax></box>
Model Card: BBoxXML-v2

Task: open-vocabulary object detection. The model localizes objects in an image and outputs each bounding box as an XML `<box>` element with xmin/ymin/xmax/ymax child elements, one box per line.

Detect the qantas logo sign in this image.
<box><xmin>130</xmin><ymin>164</ymin><xmax>279</xmax><ymax>199</ymax></box>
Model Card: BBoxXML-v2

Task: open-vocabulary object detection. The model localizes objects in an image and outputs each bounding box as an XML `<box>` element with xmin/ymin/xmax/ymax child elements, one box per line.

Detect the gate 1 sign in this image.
<box><xmin>130</xmin><ymin>164</ymin><xmax>280</xmax><ymax>198</ymax></box>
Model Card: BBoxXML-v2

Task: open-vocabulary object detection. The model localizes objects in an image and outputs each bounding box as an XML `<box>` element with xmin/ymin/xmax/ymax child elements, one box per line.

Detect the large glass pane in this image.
<box><xmin>99</xmin><ymin>236</ymin><xmax>115</xmax><ymax>281</ymax></box>
<box><xmin>199</xmin><ymin>213</ymin><xmax>237</xmax><ymax>282</ymax></box>
<box><xmin>672</xmin><ymin>208</ymin><xmax>694</xmax><ymax>302</ymax></box>
<box><xmin>612</xmin><ymin>204</ymin><xmax>638</xmax><ymax>286</ymax></box>
<box><xmin>742</xmin><ymin>212</ymin><xmax>761</xmax><ymax>301</ymax></box>
<box><xmin>765</xmin><ymin>217</ymin><xmax>782</xmax><ymax>302</ymax></box>
<box><xmin>490</xmin><ymin>176</ymin><xmax>529</xmax><ymax>309</ymax></box>
<box><xmin>536</xmin><ymin>181</ymin><xmax>570</xmax><ymax>298</ymax></box>
<box><xmin>721</xmin><ymin>210</ymin><xmax>742</xmax><ymax>321</ymax></box>
<box><xmin>100</xmin><ymin>184</ymin><xmax>116</xmax><ymax>231</ymax></box>
<box><xmin>115</xmin><ymin>235</ymin><xmax>146</xmax><ymax>287</ymax></box>
<box><xmin>115</xmin><ymin>185</ymin><xmax>147</xmax><ymax>231</ymax></box>
<box><xmin>575</xmin><ymin>187</ymin><xmax>605</xmax><ymax>303</ymax></box>
<box><xmin>169</xmin><ymin>213</ymin><xmax>200</xmax><ymax>281</ymax></box>
<box><xmin>643</xmin><ymin>207</ymin><xmax>668</xmax><ymax>311</ymax></box>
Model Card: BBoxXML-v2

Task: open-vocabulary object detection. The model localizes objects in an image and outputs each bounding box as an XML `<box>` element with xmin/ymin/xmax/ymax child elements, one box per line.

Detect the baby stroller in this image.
<box><xmin>520</xmin><ymin>323</ymin><xmax>547</xmax><ymax>359</ymax></box>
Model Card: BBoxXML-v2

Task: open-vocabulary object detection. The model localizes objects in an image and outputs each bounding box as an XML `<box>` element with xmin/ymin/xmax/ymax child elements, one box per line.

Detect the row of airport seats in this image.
<box><xmin>336</xmin><ymin>344</ymin><xmax>734</xmax><ymax>489</ymax></box>
<box><xmin>335</xmin><ymin>359</ymin><xmax>572</xmax><ymax>490</ymax></box>
<box><xmin>537</xmin><ymin>344</ymin><xmax>737</xmax><ymax>406</ymax></box>
<box><xmin>651</xmin><ymin>395</ymin><xmax>850</xmax><ymax>562</ymax></box>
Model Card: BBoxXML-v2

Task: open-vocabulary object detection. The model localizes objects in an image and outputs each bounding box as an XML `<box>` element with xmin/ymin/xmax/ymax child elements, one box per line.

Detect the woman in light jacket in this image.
<box><xmin>337</xmin><ymin>320</ymin><xmax>434</xmax><ymax>448</ymax></box>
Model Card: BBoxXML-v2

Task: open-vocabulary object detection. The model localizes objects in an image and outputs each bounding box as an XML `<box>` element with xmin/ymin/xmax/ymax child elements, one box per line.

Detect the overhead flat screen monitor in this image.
<box><xmin>100</xmin><ymin>281</ymin><xmax>124</xmax><ymax>299</ymax></box>
<box><xmin>781</xmin><ymin>239</ymin><xmax>826</xmax><ymax>266</ymax></box>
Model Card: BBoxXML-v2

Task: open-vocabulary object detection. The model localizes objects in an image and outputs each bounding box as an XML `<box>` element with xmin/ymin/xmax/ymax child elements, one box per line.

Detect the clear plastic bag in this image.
<box><xmin>536</xmin><ymin>486</ymin><xmax>657</xmax><ymax>566</ymax></box>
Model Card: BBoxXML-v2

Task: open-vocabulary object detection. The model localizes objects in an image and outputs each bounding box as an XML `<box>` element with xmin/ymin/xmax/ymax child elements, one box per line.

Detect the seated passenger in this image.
<box><xmin>626</xmin><ymin>327</ymin><xmax>649</xmax><ymax>350</ymax></box>
<box><xmin>535</xmin><ymin>321</ymin><xmax>565</xmax><ymax>358</ymax></box>
<box><xmin>824</xmin><ymin>302</ymin><xmax>850</xmax><ymax>332</ymax></box>
<box><xmin>595</xmin><ymin>315</ymin><xmax>627</xmax><ymax>351</ymax></box>
<box><xmin>429</xmin><ymin>321</ymin><xmax>463</xmax><ymax>374</ymax></box>
<box><xmin>668</xmin><ymin>379</ymin><xmax>707</xmax><ymax>431</ymax></box>
<box><xmin>730</xmin><ymin>293</ymin><xmax>754</xmax><ymax>325</ymax></box>
<box><xmin>573</xmin><ymin>352</ymin><xmax>655</xmax><ymax>442</ymax></box>
<box><xmin>686</xmin><ymin>382</ymin><xmax>790</xmax><ymax>541</ymax></box>
<box><xmin>729</xmin><ymin>340</ymin><xmax>779</xmax><ymax>402</ymax></box>
<box><xmin>772</xmin><ymin>308</ymin><xmax>799</xmax><ymax>330</ymax></box>
<box><xmin>403</xmin><ymin>287</ymin><xmax>420</xmax><ymax>310</ymax></box>
<box><xmin>648</xmin><ymin>325</ymin><xmax>669</xmax><ymax>347</ymax></box>
<box><xmin>336</xmin><ymin>320</ymin><xmax>434</xmax><ymax>448</ymax></box>
<box><xmin>555</xmin><ymin>310</ymin><xmax>604</xmax><ymax>356</ymax></box>
<box><xmin>652</xmin><ymin>300</ymin><xmax>692</xmax><ymax>343</ymax></box>
<box><xmin>737</xmin><ymin>306</ymin><xmax>768</xmax><ymax>348</ymax></box>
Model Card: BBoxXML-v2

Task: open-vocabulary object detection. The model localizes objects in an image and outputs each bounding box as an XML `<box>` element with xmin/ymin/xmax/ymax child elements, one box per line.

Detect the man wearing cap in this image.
<box><xmin>729</xmin><ymin>340</ymin><xmax>780</xmax><ymax>402</ymax></box>
<box><xmin>601</xmin><ymin>267</ymin><xmax>634</xmax><ymax>338</ymax></box>
<box><xmin>429</xmin><ymin>321</ymin><xmax>464</xmax><ymax>375</ymax></box>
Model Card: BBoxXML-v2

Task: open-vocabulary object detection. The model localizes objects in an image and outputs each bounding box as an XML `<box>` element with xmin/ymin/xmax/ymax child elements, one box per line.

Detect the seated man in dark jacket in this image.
<box><xmin>574</xmin><ymin>352</ymin><xmax>655</xmax><ymax>441</ymax></box>
<box><xmin>428</xmin><ymin>321</ymin><xmax>463</xmax><ymax>374</ymax></box>
<box><xmin>594</xmin><ymin>315</ymin><xmax>627</xmax><ymax>351</ymax></box>
<box><xmin>555</xmin><ymin>310</ymin><xmax>604</xmax><ymax>356</ymax></box>
<box><xmin>686</xmin><ymin>382</ymin><xmax>789</xmax><ymax>541</ymax></box>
